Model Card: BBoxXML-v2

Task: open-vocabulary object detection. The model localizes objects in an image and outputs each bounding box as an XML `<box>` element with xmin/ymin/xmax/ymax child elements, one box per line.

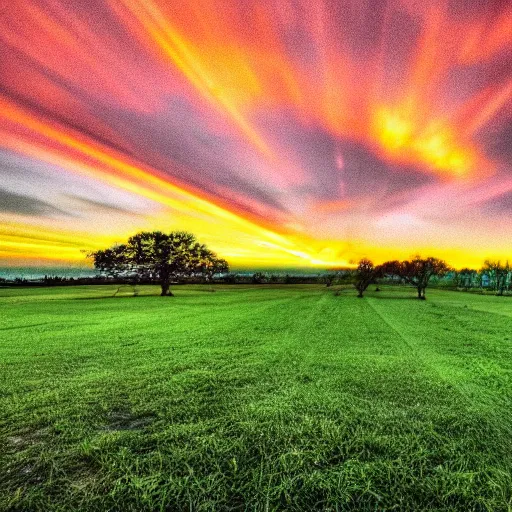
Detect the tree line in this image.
<box><xmin>452</xmin><ymin>261</ymin><xmax>512</xmax><ymax>295</ymax></box>
<box><xmin>351</xmin><ymin>258</ymin><xmax>512</xmax><ymax>299</ymax></box>
<box><xmin>88</xmin><ymin>231</ymin><xmax>511</xmax><ymax>299</ymax></box>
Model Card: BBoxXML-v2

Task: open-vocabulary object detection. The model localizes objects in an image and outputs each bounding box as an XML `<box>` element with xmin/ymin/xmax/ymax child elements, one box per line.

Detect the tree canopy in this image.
<box><xmin>90</xmin><ymin>231</ymin><xmax>229</xmax><ymax>296</ymax></box>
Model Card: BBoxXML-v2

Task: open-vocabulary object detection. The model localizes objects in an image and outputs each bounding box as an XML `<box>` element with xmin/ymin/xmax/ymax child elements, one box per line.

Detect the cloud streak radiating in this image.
<box><xmin>0</xmin><ymin>0</ymin><xmax>511</xmax><ymax>268</ymax></box>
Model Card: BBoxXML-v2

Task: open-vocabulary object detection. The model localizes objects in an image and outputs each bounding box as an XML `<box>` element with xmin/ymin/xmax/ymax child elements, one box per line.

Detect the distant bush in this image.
<box><xmin>252</xmin><ymin>272</ymin><xmax>266</xmax><ymax>284</ymax></box>
<box><xmin>222</xmin><ymin>273</ymin><xmax>239</xmax><ymax>284</ymax></box>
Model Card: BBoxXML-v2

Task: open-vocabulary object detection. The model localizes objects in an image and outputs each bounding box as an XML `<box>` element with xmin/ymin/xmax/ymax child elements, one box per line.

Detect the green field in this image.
<box><xmin>1</xmin><ymin>285</ymin><xmax>511</xmax><ymax>511</ymax></box>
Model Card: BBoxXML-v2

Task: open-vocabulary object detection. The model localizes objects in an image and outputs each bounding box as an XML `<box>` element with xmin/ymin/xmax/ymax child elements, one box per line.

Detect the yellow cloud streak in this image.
<box><xmin>0</xmin><ymin>96</ymin><xmax>346</xmax><ymax>268</ymax></box>
<box><xmin>112</xmin><ymin>0</ymin><xmax>273</xmax><ymax>159</ymax></box>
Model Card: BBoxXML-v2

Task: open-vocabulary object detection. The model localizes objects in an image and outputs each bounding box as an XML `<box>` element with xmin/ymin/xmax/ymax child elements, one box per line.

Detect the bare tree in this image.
<box><xmin>354</xmin><ymin>259</ymin><xmax>380</xmax><ymax>298</ymax></box>
<box><xmin>380</xmin><ymin>256</ymin><xmax>450</xmax><ymax>299</ymax></box>
<box><xmin>323</xmin><ymin>272</ymin><xmax>339</xmax><ymax>287</ymax></box>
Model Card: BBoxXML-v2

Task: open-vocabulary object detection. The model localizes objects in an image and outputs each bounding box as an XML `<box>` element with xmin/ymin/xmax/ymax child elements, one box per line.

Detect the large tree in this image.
<box><xmin>382</xmin><ymin>256</ymin><xmax>450</xmax><ymax>299</ymax></box>
<box><xmin>90</xmin><ymin>231</ymin><xmax>228</xmax><ymax>296</ymax></box>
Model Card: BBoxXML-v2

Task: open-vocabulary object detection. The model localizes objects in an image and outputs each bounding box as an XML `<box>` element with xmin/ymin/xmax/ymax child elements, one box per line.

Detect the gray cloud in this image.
<box><xmin>99</xmin><ymin>97</ymin><xmax>290</xmax><ymax>216</ymax></box>
<box><xmin>447</xmin><ymin>0</ymin><xmax>510</xmax><ymax>21</ymax></box>
<box><xmin>478</xmin><ymin>120</ymin><xmax>512</xmax><ymax>171</ymax></box>
<box><xmin>260</xmin><ymin>110</ymin><xmax>435</xmax><ymax>210</ymax></box>
<box><xmin>0</xmin><ymin>189</ymin><xmax>66</xmax><ymax>217</ymax></box>
<box><xmin>338</xmin><ymin>139</ymin><xmax>436</xmax><ymax>210</ymax></box>
<box><xmin>481</xmin><ymin>191</ymin><xmax>512</xmax><ymax>215</ymax></box>
<box><xmin>63</xmin><ymin>195</ymin><xmax>144</xmax><ymax>216</ymax></box>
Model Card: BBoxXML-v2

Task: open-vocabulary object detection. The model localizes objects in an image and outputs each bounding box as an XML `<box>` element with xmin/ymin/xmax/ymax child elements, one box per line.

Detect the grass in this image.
<box><xmin>0</xmin><ymin>284</ymin><xmax>511</xmax><ymax>511</ymax></box>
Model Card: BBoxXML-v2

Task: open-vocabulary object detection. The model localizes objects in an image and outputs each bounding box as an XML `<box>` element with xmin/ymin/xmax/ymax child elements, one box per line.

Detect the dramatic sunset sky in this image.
<box><xmin>0</xmin><ymin>0</ymin><xmax>511</xmax><ymax>269</ymax></box>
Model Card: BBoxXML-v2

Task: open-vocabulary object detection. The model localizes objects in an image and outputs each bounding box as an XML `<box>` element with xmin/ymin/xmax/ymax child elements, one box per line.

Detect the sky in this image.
<box><xmin>0</xmin><ymin>0</ymin><xmax>511</xmax><ymax>269</ymax></box>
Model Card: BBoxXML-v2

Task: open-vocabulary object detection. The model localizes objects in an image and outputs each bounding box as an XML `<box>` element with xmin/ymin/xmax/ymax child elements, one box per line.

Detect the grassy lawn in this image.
<box><xmin>1</xmin><ymin>284</ymin><xmax>511</xmax><ymax>511</ymax></box>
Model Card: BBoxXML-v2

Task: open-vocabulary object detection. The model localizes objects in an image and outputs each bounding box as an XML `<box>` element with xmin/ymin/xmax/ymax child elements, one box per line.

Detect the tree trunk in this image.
<box><xmin>160</xmin><ymin>281</ymin><xmax>174</xmax><ymax>297</ymax></box>
<box><xmin>357</xmin><ymin>290</ymin><xmax>364</xmax><ymax>298</ymax></box>
<box><xmin>417</xmin><ymin>287</ymin><xmax>426</xmax><ymax>300</ymax></box>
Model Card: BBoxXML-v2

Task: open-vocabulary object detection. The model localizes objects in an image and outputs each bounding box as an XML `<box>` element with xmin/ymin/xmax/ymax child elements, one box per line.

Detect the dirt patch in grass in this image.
<box><xmin>6</xmin><ymin>427</ymin><xmax>50</xmax><ymax>451</ymax></box>
<box><xmin>100</xmin><ymin>411</ymin><xmax>156</xmax><ymax>432</ymax></box>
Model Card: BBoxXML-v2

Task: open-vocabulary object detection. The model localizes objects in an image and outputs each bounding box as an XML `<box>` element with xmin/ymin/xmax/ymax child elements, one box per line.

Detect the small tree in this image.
<box><xmin>252</xmin><ymin>272</ymin><xmax>266</xmax><ymax>284</ymax></box>
<box><xmin>89</xmin><ymin>231</ymin><xmax>228</xmax><ymax>296</ymax></box>
<box><xmin>323</xmin><ymin>271</ymin><xmax>340</xmax><ymax>287</ymax></box>
<box><xmin>386</xmin><ymin>256</ymin><xmax>450</xmax><ymax>299</ymax></box>
<box><xmin>222</xmin><ymin>273</ymin><xmax>239</xmax><ymax>284</ymax></box>
<box><xmin>354</xmin><ymin>259</ymin><xmax>379</xmax><ymax>298</ymax></box>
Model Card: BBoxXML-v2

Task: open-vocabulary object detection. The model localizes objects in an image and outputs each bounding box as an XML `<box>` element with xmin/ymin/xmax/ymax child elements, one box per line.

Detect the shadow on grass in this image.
<box><xmin>366</xmin><ymin>294</ymin><xmax>423</xmax><ymax>300</ymax></box>
<box><xmin>73</xmin><ymin>294</ymin><xmax>147</xmax><ymax>301</ymax></box>
<box><xmin>0</xmin><ymin>322</ymin><xmax>56</xmax><ymax>331</ymax></box>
